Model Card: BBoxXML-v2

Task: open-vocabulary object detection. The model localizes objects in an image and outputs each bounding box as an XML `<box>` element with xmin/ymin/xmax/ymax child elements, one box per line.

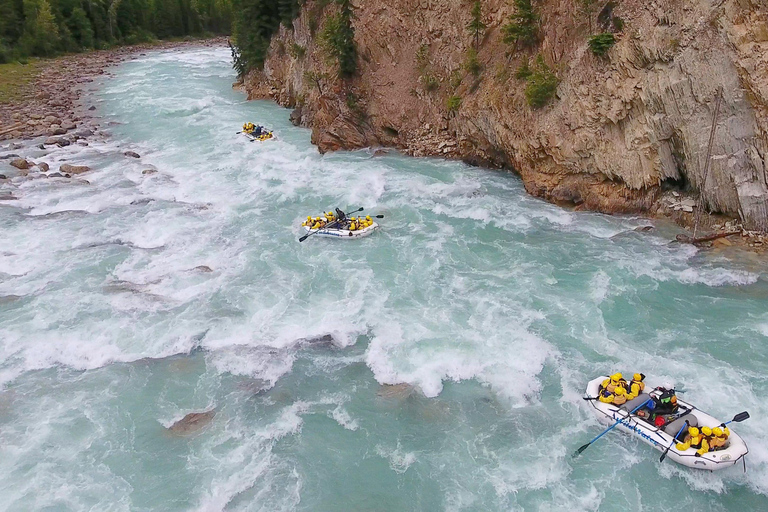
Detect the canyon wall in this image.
<box><xmin>243</xmin><ymin>0</ymin><xmax>768</xmax><ymax>230</ymax></box>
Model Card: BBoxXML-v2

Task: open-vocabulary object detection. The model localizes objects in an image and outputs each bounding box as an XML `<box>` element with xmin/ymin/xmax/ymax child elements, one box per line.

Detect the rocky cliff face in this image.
<box><xmin>244</xmin><ymin>0</ymin><xmax>768</xmax><ymax>231</ymax></box>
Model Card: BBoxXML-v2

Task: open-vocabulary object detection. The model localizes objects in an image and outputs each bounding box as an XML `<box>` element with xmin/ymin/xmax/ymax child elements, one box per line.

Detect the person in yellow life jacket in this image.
<box><xmin>350</xmin><ymin>221</ymin><xmax>357</xmax><ymax>231</ymax></box>
<box><xmin>612</xmin><ymin>386</ymin><xmax>628</xmax><ymax>405</ymax></box>
<box><xmin>625</xmin><ymin>373</ymin><xmax>646</xmax><ymax>400</ymax></box>
<box><xmin>676</xmin><ymin>426</ymin><xmax>710</xmax><ymax>456</ymax></box>
<box><xmin>600</xmin><ymin>373</ymin><xmax>626</xmax><ymax>394</ymax></box>
<box><xmin>598</xmin><ymin>387</ymin><xmax>615</xmax><ymax>403</ymax></box>
<box><xmin>710</xmin><ymin>427</ymin><xmax>729</xmax><ymax>450</ymax></box>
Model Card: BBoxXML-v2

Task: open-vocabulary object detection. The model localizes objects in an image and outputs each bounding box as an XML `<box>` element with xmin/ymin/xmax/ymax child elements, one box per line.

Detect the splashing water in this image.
<box><xmin>1</xmin><ymin>46</ymin><xmax>767</xmax><ymax>511</ymax></box>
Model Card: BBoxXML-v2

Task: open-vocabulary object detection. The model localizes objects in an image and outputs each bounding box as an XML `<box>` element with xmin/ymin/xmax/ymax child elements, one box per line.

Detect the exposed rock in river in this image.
<box><xmin>59</xmin><ymin>164</ymin><xmax>90</xmax><ymax>175</ymax></box>
<box><xmin>245</xmin><ymin>0</ymin><xmax>768</xmax><ymax>231</ymax></box>
<box><xmin>167</xmin><ymin>409</ymin><xmax>216</xmax><ymax>435</ymax></box>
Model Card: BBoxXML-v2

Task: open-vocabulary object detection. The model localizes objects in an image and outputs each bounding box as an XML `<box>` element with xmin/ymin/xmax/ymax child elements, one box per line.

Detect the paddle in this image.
<box><xmin>659</xmin><ymin>420</ymin><xmax>689</xmax><ymax>463</ymax></box>
<box><xmin>721</xmin><ymin>411</ymin><xmax>750</xmax><ymax>427</ymax></box>
<box><xmin>299</xmin><ymin>207</ymin><xmax>364</xmax><ymax>242</ymax></box>
<box><xmin>573</xmin><ymin>399</ymin><xmax>652</xmax><ymax>458</ymax></box>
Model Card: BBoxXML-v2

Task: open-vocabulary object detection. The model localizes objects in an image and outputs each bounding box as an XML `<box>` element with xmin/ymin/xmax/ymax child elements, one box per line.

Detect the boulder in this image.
<box><xmin>0</xmin><ymin>153</ymin><xmax>20</xmax><ymax>159</ymax></box>
<box><xmin>141</xmin><ymin>169</ymin><xmax>157</xmax><ymax>175</ymax></box>
<box><xmin>59</xmin><ymin>164</ymin><xmax>90</xmax><ymax>175</ymax></box>
<box><xmin>88</xmin><ymin>106</ymin><xmax>96</xmax><ymax>111</ymax></box>
<box><xmin>9</xmin><ymin>158</ymin><xmax>31</xmax><ymax>170</ymax></box>
<box><xmin>44</xmin><ymin>137</ymin><xmax>62</xmax><ymax>145</ymax></box>
<box><xmin>36</xmin><ymin>162</ymin><xmax>50</xmax><ymax>172</ymax></box>
<box><xmin>74</xmin><ymin>128</ymin><xmax>93</xmax><ymax>138</ymax></box>
<box><xmin>43</xmin><ymin>115</ymin><xmax>60</xmax><ymax>126</ymax></box>
<box><xmin>0</xmin><ymin>174</ymin><xmax>7</xmax><ymax>179</ymax></box>
<box><xmin>48</xmin><ymin>126</ymin><xmax>67</xmax><ymax>136</ymax></box>
<box><xmin>167</xmin><ymin>409</ymin><xmax>216</xmax><ymax>435</ymax></box>
<box><xmin>29</xmin><ymin>113</ymin><xmax>43</xmax><ymax>120</ymax></box>
<box><xmin>124</xmin><ymin>151</ymin><xmax>141</xmax><ymax>158</ymax></box>
<box><xmin>62</xmin><ymin>121</ymin><xmax>77</xmax><ymax>131</ymax></box>
<box><xmin>48</xmin><ymin>173</ymin><xmax>64</xmax><ymax>178</ymax></box>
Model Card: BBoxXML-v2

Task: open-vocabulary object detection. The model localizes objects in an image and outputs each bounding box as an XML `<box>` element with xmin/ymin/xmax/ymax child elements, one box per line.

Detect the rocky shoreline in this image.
<box><xmin>0</xmin><ymin>38</ymin><xmax>227</xmax><ymax>183</ymax></box>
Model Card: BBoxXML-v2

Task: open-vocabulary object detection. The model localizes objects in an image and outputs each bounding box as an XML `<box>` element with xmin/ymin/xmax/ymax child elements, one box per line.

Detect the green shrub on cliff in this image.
<box><xmin>515</xmin><ymin>60</ymin><xmax>532</xmax><ymax>80</ymax></box>
<box><xmin>464</xmin><ymin>47</ymin><xmax>481</xmax><ymax>77</ymax></box>
<box><xmin>588</xmin><ymin>33</ymin><xmax>616</xmax><ymax>56</ymax></box>
<box><xmin>319</xmin><ymin>0</ymin><xmax>357</xmax><ymax>78</ymax></box>
<box><xmin>446</xmin><ymin>95</ymin><xmax>461</xmax><ymax>112</ymax></box>
<box><xmin>522</xmin><ymin>55</ymin><xmax>558</xmax><ymax>109</ymax></box>
<box><xmin>502</xmin><ymin>0</ymin><xmax>539</xmax><ymax>49</ymax></box>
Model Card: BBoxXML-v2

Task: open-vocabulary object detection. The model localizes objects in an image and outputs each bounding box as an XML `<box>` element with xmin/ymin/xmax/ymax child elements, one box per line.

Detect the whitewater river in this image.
<box><xmin>2</xmin><ymin>46</ymin><xmax>768</xmax><ymax>511</ymax></box>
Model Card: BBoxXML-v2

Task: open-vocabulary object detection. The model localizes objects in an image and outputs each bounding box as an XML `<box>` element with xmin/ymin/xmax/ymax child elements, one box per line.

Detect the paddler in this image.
<box><xmin>709</xmin><ymin>427</ymin><xmax>729</xmax><ymax>450</ymax></box>
<box><xmin>625</xmin><ymin>373</ymin><xmax>646</xmax><ymax>400</ymax></box>
<box><xmin>612</xmin><ymin>386</ymin><xmax>628</xmax><ymax>406</ymax></box>
<box><xmin>676</xmin><ymin>426</ymin><xmax>710</xmax><ymax>456</ymax></box>
<box><xmin>600</xmin><ymin>373</ymin><xmax>627</xmax><ymax>394</ymax></box>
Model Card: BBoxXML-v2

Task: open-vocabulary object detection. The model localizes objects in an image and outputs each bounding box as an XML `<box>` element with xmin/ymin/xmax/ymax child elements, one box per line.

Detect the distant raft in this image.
<box><xmin>301</xmin><ymin>211</ymin><xmax>379</xmax><ymax>240</ymax></box>
<box><xmin>584</xmin><ymin>376</ymin><xmax>749</xmax><ymax>470</ymax></box>
<box><xmin>243</xmin><ymin>131</ymin><xmax>274</xmax><ymax>142</ymax></box>
<box><xmin>303</xmin><ymin>221</ymin><xmax>379</xmax><ymax>239</ymax></box>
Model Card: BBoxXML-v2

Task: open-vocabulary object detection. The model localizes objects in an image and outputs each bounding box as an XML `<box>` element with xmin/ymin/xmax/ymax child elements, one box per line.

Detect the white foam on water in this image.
<box><xmin>375</xmin><ymin>442</ymin><xmax>417</xmax><ymax>474</ymax></box>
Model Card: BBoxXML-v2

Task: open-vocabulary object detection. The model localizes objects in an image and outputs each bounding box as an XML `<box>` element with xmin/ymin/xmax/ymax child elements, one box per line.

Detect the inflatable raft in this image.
<box><xmin>303</xmin><ymin>221</ymin><xmax>379</xmax><ymax>239</ymax></box>
<box><xmin>585</xmin><ymin>376</ymin><xmax>748</xmax><ymax>470</ymax></box>
<box><xmin>244</xmin><ymin>131</ymin><xmax>274</xmax><ymax>142</ymax></box>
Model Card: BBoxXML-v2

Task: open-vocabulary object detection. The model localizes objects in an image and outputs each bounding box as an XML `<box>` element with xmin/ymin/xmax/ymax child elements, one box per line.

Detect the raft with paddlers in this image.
<box><xmin>575</xmin><ymin>375</ymin><xmax>749</xmax><ymax>471</ymax></box>
<box><xmin>240</xmin><ymin>122</ymin><xmax>274</xmax><ymax>142</ymax></box>
<box><xmin>299</xmin><ymin>207</ymin><xmax>383</xmax><ymax>242</ymax></box>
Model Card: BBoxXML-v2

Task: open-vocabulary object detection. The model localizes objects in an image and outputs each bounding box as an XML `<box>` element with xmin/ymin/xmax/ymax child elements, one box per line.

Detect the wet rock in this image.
<box><xmin>36</xmin><ymin>162</ymin><xmax>50</xmax><ymax>172</ymax></box>
<box><xmin>193</xmin><ymin>265</ymin><xmax>213</xmax><ymax>272</ymax></box>
<box><xmin>634</xmin><ymin>225</ymin><xmax>654</xmax><ymax>232</ymax></box>
<box><xmin>44</xmin><ymin>137</ymin><xmax>63</xmax><ymax>145</ymax></box>
<box><xmin>48</xmin><ymin>126</ymin><xmax>67</xmax><ymax>136</ymax></box>
<box><xmin>141</xmin><ymin>169</ymin><xmax>157</xmax><ymax>175</ymax></box>
<box><xmin>124</xmin><ymin>151</ymin><xmax>141</xmax><ymax>158</ymax></box>
<box><xmin>0</xmin><ymin>174</ymin><xmax>7</xmax><ymax>179</ymax></box>
<box><xmin>62</xmin><ymin>121</ymin><xmax>77</xmax><ymax>131</ymax></box>
<box><xmin>0</xmin><ymin>153</ymin><xmax>20</xmax><ymax>159</ymax></box>
<box><xmin>9</xmin><ymin>158</ymin><xmax>31</xmax><ymax>170</ymax></box>
<box><xmin>73</xmin><ymin>128</ymin><xmax>93</xmax><ymax>138</ymax></box>
<box><xmin>48</xmin><ymin>173</ymin><xmax>64</xmax><ymax>178</ymax></box>
<box><xmin>167</xmin><ymin>409</ymin><xmax>216</xmax><ymax>435</ymax></box>
<box><xmin>59</xmin><ymin>164</ymin><xmax>90</xmax><ymax>175</ymax></box>
<box><xmin>0</xmin><ymin>193</ymin><xmax>17</xmax><ymax>200</ymax></box>
<box><xmin>88</xmin><ymin>105</ymin><xmax>96</xmax><ymax>111</ymax></box>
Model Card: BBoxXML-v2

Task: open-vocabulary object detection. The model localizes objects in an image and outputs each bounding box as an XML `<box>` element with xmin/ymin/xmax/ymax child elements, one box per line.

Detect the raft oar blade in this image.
<box><xmin>732</xmin><ymin>411</ymin><xmax>750</xmax><ymax>423</ymax></box>
<box><xmin>573</xmin><ymin>443</ymin><xmax>591</xmax><ymax>458</ymax></box>
<box><xmin>374</xmin><ymin>215</ymin><xmax>384</xmax><ymax>218</ymax></box>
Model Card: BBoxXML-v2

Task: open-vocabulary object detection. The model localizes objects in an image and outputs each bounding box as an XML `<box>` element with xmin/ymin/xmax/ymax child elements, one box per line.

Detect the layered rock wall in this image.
<box><xmin>244</xmin><ymin>0</ymin><xmax>768</xmax><ymax>230</ymax></box>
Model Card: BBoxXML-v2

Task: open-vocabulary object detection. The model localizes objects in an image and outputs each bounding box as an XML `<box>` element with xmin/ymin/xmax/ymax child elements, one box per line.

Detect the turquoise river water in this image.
<box><xmin>2</xmin><ymin>46</ymin><xmax>768</xmax><ymax>511</ymax></box>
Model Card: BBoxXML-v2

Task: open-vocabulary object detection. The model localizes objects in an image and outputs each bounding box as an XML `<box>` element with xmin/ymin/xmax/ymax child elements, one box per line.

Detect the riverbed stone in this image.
<box><xmin>59</xmin><ymin>163</ymin><xmax>90</xmax><ymax>175</ymax></box>
<box><xmin>36</xmin><ymin>162</ymin><xmax>50</xmax><ymax>172</ymax></box>
<box><xmin>9</xmin><ymin>158</ymin><xmax>31</xmax><ymax>170</ymax></box>
<box><xmin>124</xmin><ymin>151</ymin><xmax>141</xmax><ymax>158</ymax></box>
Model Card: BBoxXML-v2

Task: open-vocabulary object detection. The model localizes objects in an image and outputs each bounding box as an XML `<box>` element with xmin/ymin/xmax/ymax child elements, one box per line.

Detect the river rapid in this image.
<box><xmin>1</xmin><ymin>46</ymin><xmax>768</xmax><ymax>511</ymax></box>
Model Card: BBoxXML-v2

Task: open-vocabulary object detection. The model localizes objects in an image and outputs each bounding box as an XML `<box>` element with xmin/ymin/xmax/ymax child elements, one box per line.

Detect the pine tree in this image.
<box><xmin>502</xmin><ymin>0</ymin><xmax>539</xmax><ymax>49</ymax></box>
<box><xmin>466</xmin><ymin>1</ymin><xmax>485</xmax><ymax>51</ymax></box>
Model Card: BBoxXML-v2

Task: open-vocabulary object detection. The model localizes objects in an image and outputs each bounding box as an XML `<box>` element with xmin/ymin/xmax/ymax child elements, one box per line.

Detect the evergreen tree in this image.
<box><xmin>466</xmin><ymin>1</ymin><xmax>485</xmax><ymax>51</ymax></box>
<box><xmin>502</xmin><ymin>0</ymin><xmax>539</xmax><ymax>49</ymax></box>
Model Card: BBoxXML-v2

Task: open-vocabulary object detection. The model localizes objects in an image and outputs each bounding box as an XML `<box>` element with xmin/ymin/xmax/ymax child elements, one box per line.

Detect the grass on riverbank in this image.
<box><xmin>0</xmin><ymin>60</ymin><xmax>43</xmax><ymax>105</ymax></box>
